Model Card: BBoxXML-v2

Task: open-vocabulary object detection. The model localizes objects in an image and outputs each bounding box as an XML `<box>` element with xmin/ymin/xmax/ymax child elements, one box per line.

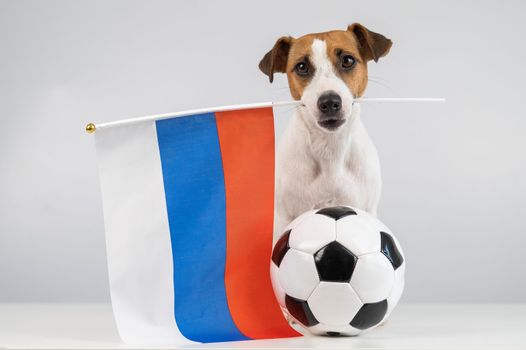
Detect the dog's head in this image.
<box><xmin>259</xmin><ymin>24</ymin><xmax>392</xmax><ymax>132</ymax></box>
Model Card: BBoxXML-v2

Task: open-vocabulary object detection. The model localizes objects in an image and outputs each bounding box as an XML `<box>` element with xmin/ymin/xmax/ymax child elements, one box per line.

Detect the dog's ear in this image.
<box><xmin>259</xmin><ymin>36</ymin><xmax>293</xmax><ymax>83</ymax></box>
<box><xmin>347</xmin><ymin>23</ymin><xmax>392</xmax><ymax>62</ymax></box>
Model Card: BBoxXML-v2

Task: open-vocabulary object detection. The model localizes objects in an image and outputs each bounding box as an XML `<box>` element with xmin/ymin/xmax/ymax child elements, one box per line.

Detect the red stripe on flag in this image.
<box><xmin>215</xmin><ymin>108</ymin><xmax>300</xmax><ymax>339</ymax></box>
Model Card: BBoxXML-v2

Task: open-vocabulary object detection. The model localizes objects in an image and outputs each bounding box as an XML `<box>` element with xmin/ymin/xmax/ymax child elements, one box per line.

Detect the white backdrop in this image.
<box><xmin>1</xmin><ymin>0</ymin><xmax>525</xmax><ymax>303</ymax></box>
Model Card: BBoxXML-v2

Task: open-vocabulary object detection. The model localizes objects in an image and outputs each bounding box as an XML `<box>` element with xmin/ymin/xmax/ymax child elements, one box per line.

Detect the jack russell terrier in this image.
<box><xmin>259</xmin><ymin>23</ymin><xmax>392</xmax><ymax>238</ymax></box>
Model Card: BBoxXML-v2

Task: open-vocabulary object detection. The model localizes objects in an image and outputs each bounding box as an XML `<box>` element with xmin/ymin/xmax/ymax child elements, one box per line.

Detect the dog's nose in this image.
<box><xmin>317</xmin><ymin>92</ymin><xmax>342</xmax><ymax>116</ymax></box>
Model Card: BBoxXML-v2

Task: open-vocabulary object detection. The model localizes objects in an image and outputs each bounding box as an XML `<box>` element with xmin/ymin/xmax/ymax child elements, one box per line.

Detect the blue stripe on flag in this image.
<box><xmin>156</xmin><ymin>113</ymin><xmax>249</xmax><ymax>343</ymax></box>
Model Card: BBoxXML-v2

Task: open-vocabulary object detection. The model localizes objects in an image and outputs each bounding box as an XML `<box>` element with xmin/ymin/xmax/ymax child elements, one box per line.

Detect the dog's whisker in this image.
<box><xmin>368</xmin><ymin>78</ymin><xmax>392</xmax><ymax>90</ymax></box>
<box><xmin>368</xmin><ymin>75</ymin><xmax>389</xmax><ymax>83</ymax></box>
<box><xmin>278</xmin><ymin>103</ymin><xmax>304</xmax><ymax>115</ymax></box>
<box><xmin>282</xmin><ymin>105</ymin><xmax>299</xmax><ymax>114</ymax></box>
<box><xmin>368</xmin><ymin>77</ymin><xmax>388</xmax><ymax>84</ymax></box>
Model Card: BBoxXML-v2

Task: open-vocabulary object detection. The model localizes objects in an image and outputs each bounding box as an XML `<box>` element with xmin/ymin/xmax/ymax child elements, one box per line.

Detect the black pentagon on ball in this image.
<box><xmin>350</xmin><ymin>299</ymin><xmax>388</xmax><ymax>330</ymax></box>
<box><xmin>316</xmin><ymin>206</ymin><xmax>357</xmax><ymax>220</ymax></box>
<box><xmin>285</xmin><ymin>295</ymin><xmax>319</xmax><ymax>327</ymax></box>
<box><xmin>271</xmin><ymin>229</ymin><xmax>291</xmax><ymax>267</ymax></box>
<box><xmin>380</xmin><ymin>231</ymin><xmax>404</xmax><ymax>270</ymax></box>
<box><xmin>314</xmin><ymin>241</ymin><xmax>357</xmax><ymax>282</ymax></box>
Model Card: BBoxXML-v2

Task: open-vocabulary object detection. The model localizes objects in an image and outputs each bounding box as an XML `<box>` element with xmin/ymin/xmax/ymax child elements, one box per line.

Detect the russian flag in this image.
<box><xmin>94</xmin><ymin>106</ymin><xmax>299</xmax><ymax>345</ymax></box>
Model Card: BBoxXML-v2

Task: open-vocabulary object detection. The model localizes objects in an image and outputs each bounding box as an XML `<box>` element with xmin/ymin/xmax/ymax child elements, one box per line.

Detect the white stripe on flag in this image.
<box><xmin>95</xmin><ymin>121</ymin><xmax>192</xmax><ymax>345</ymax></box>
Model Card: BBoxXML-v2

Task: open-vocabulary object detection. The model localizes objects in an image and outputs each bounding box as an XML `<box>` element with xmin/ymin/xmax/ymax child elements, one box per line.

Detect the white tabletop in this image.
<box><xmin>0</xmin><ymin>303</ymin><xmax>525</xmax><ymax>349</ymax></box>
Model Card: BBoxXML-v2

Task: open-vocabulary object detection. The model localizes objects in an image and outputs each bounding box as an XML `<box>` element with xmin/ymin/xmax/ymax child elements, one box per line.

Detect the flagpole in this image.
<box><xmin>85</xmin><ymin>97</ymin><xmax>445</xmax><ymax>134</ymax></box>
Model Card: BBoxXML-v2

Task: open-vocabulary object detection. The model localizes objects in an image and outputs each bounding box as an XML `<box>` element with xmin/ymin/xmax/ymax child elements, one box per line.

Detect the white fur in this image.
<box><xmin>274</xmin><ymin>40</ymin><xmax>382</xmax><ymax>238</ymax></box>
<box><xmin>301</xmin><ymin>40</ymin><xmax>353</xmax><ymax>119</ymax></box>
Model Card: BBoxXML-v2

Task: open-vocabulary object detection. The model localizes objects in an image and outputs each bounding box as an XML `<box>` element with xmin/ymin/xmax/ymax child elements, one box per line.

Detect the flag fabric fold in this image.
<box><xmin>94</xmin><ymin>106</ymin><xmax>299</xmax><ymax>345</ymax></box>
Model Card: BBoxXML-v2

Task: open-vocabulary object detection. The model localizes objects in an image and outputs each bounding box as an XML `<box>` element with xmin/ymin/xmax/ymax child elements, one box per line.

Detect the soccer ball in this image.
<box><xmin>270</xmin><ymin>206</ymin><xmax>405</xmax><ymax>336</ymax></box>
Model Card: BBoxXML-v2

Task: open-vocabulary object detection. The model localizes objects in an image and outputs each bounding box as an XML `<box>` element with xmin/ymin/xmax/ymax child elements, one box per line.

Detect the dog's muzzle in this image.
<box><xmin>317</xmin><ymin>92</ymin><xmax>346</xmax><ymax>130</ymax></box>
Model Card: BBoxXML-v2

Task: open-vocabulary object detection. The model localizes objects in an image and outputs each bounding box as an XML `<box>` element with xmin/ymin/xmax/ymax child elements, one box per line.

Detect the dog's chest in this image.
<box><xmin>275</xmin><ymin>113</ymin><xmax>381</xmax><ymax>224</ymax></box>
<box><xmin>308</xmin><ymin>156</ymin><xmax>368</xmax><ymax>208</ymax></box>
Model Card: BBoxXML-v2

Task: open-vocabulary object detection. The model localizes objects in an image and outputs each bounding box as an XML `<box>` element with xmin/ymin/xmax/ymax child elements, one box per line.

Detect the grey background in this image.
<box><xmin>1</xmin><ymin>0</ymin><xmax>525</xmax><ymax>303</ymax></box>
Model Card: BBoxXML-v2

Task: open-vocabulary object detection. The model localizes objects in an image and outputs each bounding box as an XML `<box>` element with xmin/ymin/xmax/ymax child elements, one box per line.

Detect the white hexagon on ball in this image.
<box><xmin>278</xmin><ymin>248</ymin><xmax>320</xmax><ymax>300</ymax></box>
<box><xmin>336</xmin><ymin>214</ymin><xmax>381</xmax><ymax>256</ymax></box>
<box><xmin>270</xmin><ymin>262</ymin><xmax>286</xmax><ymax>308</ymax></box>
<box><xmin>288</xmin><ymin>214</ymin><xmax>336</xmax><ymax>254</ymax></box>
<box><xmin>308</xmin><ymin>282</ymin><xmax>362</xmax><ymax>326</ymax></box>
<box><xmin>385</xmin><ymin>262</ymin><xmax>405</xmax><ymax>319</ymax></box>
<box><xmin>282</xmin><ymin>209</ymin><xmax>317</xmax><ymax>234</ymax></box>
<box><xmin>350</xmin><ymin>252</ymin><xmax>394</xmax><ymax>303</ymax></box>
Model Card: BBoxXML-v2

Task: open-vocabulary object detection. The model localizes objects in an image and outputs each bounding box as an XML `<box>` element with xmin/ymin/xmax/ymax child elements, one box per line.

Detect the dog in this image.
<box><xmin>259</xmin><ymin>23</ymin><xmax>392</xmax><ymax>238</ymax></box>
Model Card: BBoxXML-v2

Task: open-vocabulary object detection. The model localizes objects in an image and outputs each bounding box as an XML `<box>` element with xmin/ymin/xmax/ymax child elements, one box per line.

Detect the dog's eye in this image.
<box><xmin>294</xmin><ymin>61</ymin><xmax>309</xmax><ymax>76</ymax></box>
<box><xmin>341</xmin><ymin>55</ymin><xmax>356</xmax><ymax>70</ymax></box>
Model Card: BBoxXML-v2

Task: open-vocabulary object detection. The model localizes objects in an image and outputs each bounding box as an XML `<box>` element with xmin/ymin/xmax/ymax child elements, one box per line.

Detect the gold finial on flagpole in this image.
<box><xmin>85</xmin><ymin>123</ymin><xmax>96</xmax><ymax>134</ymax></box>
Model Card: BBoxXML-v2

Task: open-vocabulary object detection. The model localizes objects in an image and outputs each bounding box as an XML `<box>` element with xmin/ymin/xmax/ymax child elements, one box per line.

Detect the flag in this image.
<box><xmin>94</xmin><ymin>106</ymin><xmax>299</xmax><ymax>345</ymax></box>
